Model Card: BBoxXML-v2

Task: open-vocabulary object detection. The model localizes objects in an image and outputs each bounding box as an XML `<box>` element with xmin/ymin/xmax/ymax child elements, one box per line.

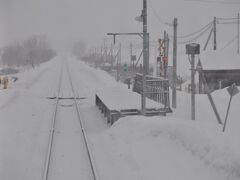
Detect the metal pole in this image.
<box><xmin>191</xmin><ymin>54</ymin><xmax>195</xmax><ymax>120</ymax></box>
<box><xmin>213</xmin><ymin>17</ymin><xmax>217</xmax><ymax>50</ymax></box>
<box><xmin>172</xmin><ymin>18</ymin><xmax>177</xmax><ymax>108</ymax></box>
<box><xmin>141</xmin><ymin>0</ymin><xmax>148</xmax><ymax>115</ymax></box>
<box><xmin>237</xmin><ymin>13</ymin><xmax>239</xmax><ymax>54</ymax></box>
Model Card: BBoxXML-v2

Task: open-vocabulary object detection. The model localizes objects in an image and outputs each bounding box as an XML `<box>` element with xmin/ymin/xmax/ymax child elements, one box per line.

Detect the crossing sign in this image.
<box><xmin>158</xmin><ymin>39</ymin><xmax>165</xmax><ymax>57</ymax></box>
<box><xmin>163</xmin><ymin>56</ymin><xmax>168</xmax><ymax>65</ymax></box>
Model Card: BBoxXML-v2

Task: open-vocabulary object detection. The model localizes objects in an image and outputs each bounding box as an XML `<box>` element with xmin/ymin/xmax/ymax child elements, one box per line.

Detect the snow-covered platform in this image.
<box><xmin>95</xmin><ymin>87</ymin><xmax>166</xmax><ymax>124</ymax></box>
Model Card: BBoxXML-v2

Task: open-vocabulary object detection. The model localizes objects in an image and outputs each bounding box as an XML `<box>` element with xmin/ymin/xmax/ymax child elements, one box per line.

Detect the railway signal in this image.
<box><xmin>123</xmin><ymin>63</ymin><xmax>128</xmax><ymax>72</ymax></box>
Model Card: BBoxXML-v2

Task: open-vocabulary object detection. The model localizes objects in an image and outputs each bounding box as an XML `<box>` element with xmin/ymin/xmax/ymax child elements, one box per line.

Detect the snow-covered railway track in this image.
<box><xmin>42</xmin><ymin>59</ymin><xmax>98</xmax><ymax>180</ymax></box>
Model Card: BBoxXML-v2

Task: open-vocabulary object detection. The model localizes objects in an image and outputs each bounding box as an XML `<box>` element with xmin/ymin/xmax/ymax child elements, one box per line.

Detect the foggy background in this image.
<box><xmin>1</xmin><ymin>0</ymin><xmax>239</xmax><ymax>50</ymax></box>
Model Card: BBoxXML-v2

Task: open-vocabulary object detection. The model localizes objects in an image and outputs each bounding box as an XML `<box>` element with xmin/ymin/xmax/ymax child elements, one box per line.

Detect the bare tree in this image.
<box><xmin>1</xmin><ymin>35</ymin><xmax>56</xmax><ymax>67</ymax></box>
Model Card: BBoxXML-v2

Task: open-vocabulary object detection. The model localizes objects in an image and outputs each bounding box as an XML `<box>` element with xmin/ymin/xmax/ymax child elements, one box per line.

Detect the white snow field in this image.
<box><xmin>1</xmin><ymin>55</ymin><xmax>240</xmax><ymax>180</ymax></box>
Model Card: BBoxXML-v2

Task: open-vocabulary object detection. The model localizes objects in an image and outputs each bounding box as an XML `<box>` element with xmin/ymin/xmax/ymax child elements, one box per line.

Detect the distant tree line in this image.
<box><xmin>1</xmin><ymin>35</ymin><xmax>56</xmax><ymax>67</ymax></box>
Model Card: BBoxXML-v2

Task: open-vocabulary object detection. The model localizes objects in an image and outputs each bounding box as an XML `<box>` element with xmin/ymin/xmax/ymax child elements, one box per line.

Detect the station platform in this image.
<box><xmin>95</xmin><ymin>87</ymin><xmax>167</xmax><ymax>125</ymax></box>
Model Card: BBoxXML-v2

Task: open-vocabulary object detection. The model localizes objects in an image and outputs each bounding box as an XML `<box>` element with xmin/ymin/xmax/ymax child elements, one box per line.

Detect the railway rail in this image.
<box><xmin>42</xmin><ymin>59</ymin><xmax>98</xmax><ymax>180</ymax></box>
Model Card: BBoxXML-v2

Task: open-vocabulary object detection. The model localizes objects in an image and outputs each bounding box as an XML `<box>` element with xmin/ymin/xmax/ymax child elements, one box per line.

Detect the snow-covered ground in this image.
<box><xmin>91</xmin><ymin>89</ymin><xmax>240</xmax><ymax>180</ymax></box>
<box><xmin>1</xmin><ymin>55</ymin><xmax>240</xmax><ymax>180</ymax></box>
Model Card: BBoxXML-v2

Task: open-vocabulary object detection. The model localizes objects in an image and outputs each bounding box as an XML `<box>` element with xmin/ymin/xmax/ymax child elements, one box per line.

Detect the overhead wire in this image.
<box><xmin>148</xmin><ymin>0</ymin><xmax>173</xmax><ymax>28</ymax></box>
<box><xmin>178</xmin><ymin>23</ymin><xmax>213</xmax><ymax>44</ymax></box>
<box><xmin>176</xmin><ymin>21</ymin><xmax>213</xmax><ymax>39</ymax></box>
<box><xmin>217</xmin><ymin>17</ymin><xmax>238</xmax><ymax>20</ymax></box>
<box><xmin>221</xmin><ymin>36</ymin><xmax>238</xmax><ymax>50</ymax></box>
<box><xmin>217</xmin><ymin>22</ymin><xmax>238</xmax><ymax>25</ymax></box>
<box><xmin>184</xmin><ymin>0</ymin><xmax>240</xmax><ymax>5</ymax></box>
<box><xmin>149</xmin><ymin>0</ymin><xmax>214</xmax><ymax>40</ymax></box>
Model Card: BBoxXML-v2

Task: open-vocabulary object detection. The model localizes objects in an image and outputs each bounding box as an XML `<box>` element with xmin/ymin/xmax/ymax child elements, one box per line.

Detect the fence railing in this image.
<box><xmin>133</xmin><ymin>73</ymin><xmax>170</xmax><ymax>110</ymax></box>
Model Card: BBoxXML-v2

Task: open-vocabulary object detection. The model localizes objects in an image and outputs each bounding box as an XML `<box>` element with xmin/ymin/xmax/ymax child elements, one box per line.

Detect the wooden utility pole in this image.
<box><xmin>110</xmin><ymin>44</ymin><xmax>113</xmax><ymax>69</ymax></box>
<box><xmin>130</xmin><ymin>43</ymin><xmax>133</xmax><ymax>71</ymax></box>
<box><xmin>163</xmin><ymin>31</ymin><xmax>169</xmax><ymax>108</ymax></box>
<box><xmin>116</xmin><ymin>43</ymin><xmax>121</xmax><ymax>82</ymax></box>
<box><xmin>172</xmin><ymin>18</ymin><xmax>178</xmax><ymax>108</ymax></box>
<box><xmin>163</xmin><ymin>31</ymin><xmax>169</xmax><ymax>79</ymax></box>
<box><xmin>213</xmin><ymin>16</ymin><xmax>217</xmax><ymax>50</ymax></box>
<box><xmin>237</xmin><ymin>13</ymin><xmax>239</xmax><ymax>54</ymax></box>
<box><xmin>106</xmin><ymin>0</ymin><xmax>149</xmax><ymax>114</ymax></box>
<box><xmin>141</xmin><ymin>0</ymin><xmax>149</xmax><ymax>115</ymax></box>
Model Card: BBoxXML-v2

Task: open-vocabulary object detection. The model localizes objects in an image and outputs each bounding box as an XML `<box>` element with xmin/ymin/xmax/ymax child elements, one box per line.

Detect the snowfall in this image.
<box><xmin>0</xmin><ymin>55</ymin><xmax>240</xmax><ymax>180</ymax></box>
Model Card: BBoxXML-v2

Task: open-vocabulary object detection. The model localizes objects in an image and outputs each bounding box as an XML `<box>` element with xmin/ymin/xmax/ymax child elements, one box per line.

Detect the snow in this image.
<box><xmin>92</xmin><ymin>116</ymin><xmax>240</xmax><ymax>180</ymax></box>
<box><xmin>0</xmin><ymin>57</ymin><xmax>61</xmax><ymax>179</ymax></box>
<box><xmin>1</xmin><ymin>55</ymin><xmax>240</xmax><ymax>180</ymax></box>
<box><xmin>96</xmin><ymin>87</ymin><xmax>163</xmax><ymax>110</ymax></box>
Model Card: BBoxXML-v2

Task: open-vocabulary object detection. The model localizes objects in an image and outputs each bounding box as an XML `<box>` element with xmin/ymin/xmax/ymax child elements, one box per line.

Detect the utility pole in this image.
<box><xmin>213</xmin><ymin>16</ymin><xmax>217</xmax><ymax>50</ymax></box>
<box><xmin>237</xmin><ymin>13</ymin><xmax>239</xmax><ymax>54</ymax></box>
<box><xmin>163</xmin><ymin>31</ymin><xmax>167</xmax><ymax>79</ymax></box>
<box><xmin>104</xmin><ymin>41</ymin><xmax>108</xmax><ymax>63</ymax></box>
<box><xmin>141</xmin><ymin>0</ymin><xmax>149</xmax><ymax>115</ymax></box>
<box><xmin>130</xmin><ymin>43</ymin><xmax>133</xmax><ymax>71</ymax></box>
<box><xmin>172</xmin><ymin>18</ymin><xmax>178</xmax><ymax>108</ymax></box>
<box><xmin>106</xmin><ymin>0</ymin><xmax>149</xmax><ymax>114</ymax></box>
<box><xmin>116</xmin><ymin>43</ymin><xmax>121</xmax><ymax>82</ymax></box>
<box><xmin>163</xmin><ymin>31</ymin><xmax>169</xmax><ymax>108</ymax></box>
<box><xmin>110</xmin><ymin>44</ymin><xmax>113</xmax><ymax>69</ymax></box>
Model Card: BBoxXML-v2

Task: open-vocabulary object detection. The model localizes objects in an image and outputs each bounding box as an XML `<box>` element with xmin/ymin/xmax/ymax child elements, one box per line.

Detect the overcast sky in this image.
<box><xmin>1</xmin><ymin>0</ymin><xmax>239</xmax><ymax>50</ymax></box>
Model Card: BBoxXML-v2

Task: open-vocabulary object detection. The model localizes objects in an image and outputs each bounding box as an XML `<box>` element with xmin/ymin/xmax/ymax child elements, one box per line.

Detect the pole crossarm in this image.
<box><xmin>107</xmin><ymin>32</ymin><xmax>147</xmax><ymax>44</ymax></box>
<box><xmin>107</xmin><ymin>32</ymin><xmax>144</xmax><ymax>36</ymax></box>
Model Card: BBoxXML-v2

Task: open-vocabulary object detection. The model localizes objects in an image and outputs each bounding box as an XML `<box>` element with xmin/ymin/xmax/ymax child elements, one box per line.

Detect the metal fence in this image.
<box><xmin>133</xmin><ymin>73</ymin><xmax>170</xmax><ymax>109</ymax></box>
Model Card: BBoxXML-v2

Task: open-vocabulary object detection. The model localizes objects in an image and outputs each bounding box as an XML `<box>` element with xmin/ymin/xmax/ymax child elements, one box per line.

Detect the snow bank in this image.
<box><xmin>92</xmin><ymin>116</ymin><xmax>240</xmax><ymax>180</ymax></box>
<box><xmin>96</xmin><ymin>87</ymin><xmax>163</xmax><ymax>110</ymax></box>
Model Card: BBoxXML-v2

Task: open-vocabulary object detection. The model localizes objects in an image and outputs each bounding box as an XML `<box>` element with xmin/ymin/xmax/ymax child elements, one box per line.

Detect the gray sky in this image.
<box><xmin>1</xmin><ymin>0</ymin><xmax>239</xmax><ymax>50</ymax></box>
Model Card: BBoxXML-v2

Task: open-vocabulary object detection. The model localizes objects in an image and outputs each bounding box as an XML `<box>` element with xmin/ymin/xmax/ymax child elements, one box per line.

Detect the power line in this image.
<box><xmin>148</xmin><ymin>1</ymin><xmax>172</xmax><ymax>27</ymax></box>
<box><xmin>217</xmin><ymin>22</ymin><xmax>238</xmax><ymax>25</ymax></box>
<box><xmin>185</xmin><ymin>0</ymin><xmax>240</xmax><ymax>5</ymax></box>
<box><xmin>221</xmin><ymin>36</ymin><xmax>238</xmax><ymax>50</ymax></box>
<box><xmin>178</xmin><ymin>23</ymin><xmax>213</xmax><ymax>44</ymax></box>
<box><xmin>149</xmin><ymin>0</ymin><xmax>214</xmax><ymax>40</ymax></box>
<box><xmin>217</xmin><ymin>17</ymin><xmax>238</xmax><ymax>20</ymax></box>
<box><xmin>177</xmin><ymin>21</ymin><xmax>213</xmax><ymax>39</ymax></box>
